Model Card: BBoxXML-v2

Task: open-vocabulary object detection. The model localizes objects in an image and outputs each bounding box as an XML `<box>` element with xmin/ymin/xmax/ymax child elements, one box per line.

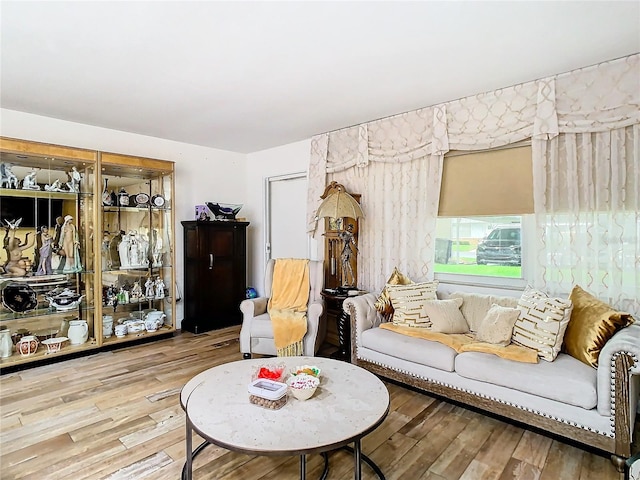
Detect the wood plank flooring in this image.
<box><xmin>0</xmin><ymin>327</ymin><xmax>636</xmax><ymax>479</ymax></box>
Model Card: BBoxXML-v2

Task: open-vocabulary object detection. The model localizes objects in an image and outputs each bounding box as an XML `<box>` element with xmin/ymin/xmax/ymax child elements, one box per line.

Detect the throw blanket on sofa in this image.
<box><xmin>379</xmin><ymin>323</ymin><xmax>538</xmax><ymax>363</ymax></box>
<box><xmin>268</xmin><ymin>258</ymin><xmax>310</xmax><ymax>356</ymax></box>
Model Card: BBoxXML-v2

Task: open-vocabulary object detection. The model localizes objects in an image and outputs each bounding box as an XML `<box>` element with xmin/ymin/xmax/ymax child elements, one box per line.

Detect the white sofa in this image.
<box><xmin>344</xmin><ymin>291</ymin><xmax>640</xmax><ymax>468</ymax></box>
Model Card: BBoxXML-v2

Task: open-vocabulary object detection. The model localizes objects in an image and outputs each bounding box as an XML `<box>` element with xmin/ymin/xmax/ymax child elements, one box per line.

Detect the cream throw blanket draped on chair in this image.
<box><xmin>268</xmin><ymin>259</ymin><xmax>310</xmax><ymax>356</ymax></box>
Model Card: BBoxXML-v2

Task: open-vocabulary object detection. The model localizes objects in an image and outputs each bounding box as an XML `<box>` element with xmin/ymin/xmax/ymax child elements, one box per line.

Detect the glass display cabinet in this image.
<box><xmin>0</xmin><ymin>138</ymin><xmax>176</xmax><ymax>370</ymax></box>
<box><xmin>0</xmin><ymin>138</ymin><xmax>99</xmax><ymax>368</ymax></box>
<box><xmin>98</xmin><ymin>152</ymin><xmax>175</xmax><ymax>346</ymax></box>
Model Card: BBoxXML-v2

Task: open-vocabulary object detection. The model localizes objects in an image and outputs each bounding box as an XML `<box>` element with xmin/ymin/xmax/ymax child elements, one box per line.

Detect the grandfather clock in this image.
<box><xmin>317</xmin><ymin>182</ymin><xmax>363</xmax><ymax>361</ymax></box>
<box><xmin>319</xmin><ymin>182</ymin><xmax>361</xmax><ymax>291</ymax></box>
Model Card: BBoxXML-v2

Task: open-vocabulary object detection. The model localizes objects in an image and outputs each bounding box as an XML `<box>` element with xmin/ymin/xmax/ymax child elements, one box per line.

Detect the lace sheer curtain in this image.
<box><xmin>532</xmin><ymin>126</ymin><xmax>639</xmax><ymax>314</ymax></box>
<box><xmin>307</xmin><ymin>54</ymin><xmax>640</xmax><ymax>311</ymax></box>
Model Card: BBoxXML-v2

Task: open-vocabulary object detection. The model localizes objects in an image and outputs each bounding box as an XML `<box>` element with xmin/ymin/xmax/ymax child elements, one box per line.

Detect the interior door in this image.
<box><xmin>265</xmin><ymin>173</ymin><xmax>312</xmax><ymax>261</ymax></box>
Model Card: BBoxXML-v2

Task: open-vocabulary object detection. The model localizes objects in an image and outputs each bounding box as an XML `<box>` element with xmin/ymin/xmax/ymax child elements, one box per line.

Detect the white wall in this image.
<box><xmin>245</xmin><ymin>140</ymin><xmax>314</xmax><ymax>291</ymax></box>
<box><xmin>0</xmin><ymin>109</ymin><xmax>247</xmax><ymax>327</ymax></box>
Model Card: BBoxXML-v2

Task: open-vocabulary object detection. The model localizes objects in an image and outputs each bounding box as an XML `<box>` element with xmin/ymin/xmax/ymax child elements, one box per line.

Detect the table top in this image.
<box><xmin>181</xmin><ymin>356</ymin><xmax>389</xmax><ymax>456</ymax></box>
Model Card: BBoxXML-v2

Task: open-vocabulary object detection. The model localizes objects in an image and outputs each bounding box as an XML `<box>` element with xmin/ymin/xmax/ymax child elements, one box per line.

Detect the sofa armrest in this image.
<box><xmin>239</xmin><ymin>297</ymin><xmax>268</xmax><ymax>354</ymax></box>
<box><xmin>343</xmin><ymin>293</ymin><xmax>382</xmax><ymax>361</ymax></box>
<box><xmin>303</xmin><ymin>299</ymin><xmax>326</xmax><ymax>355</ymax></box>
<box><xmin>597</xmin><ymin>324</ymin><xmax>640</xmax><ymax>420</ymax></box>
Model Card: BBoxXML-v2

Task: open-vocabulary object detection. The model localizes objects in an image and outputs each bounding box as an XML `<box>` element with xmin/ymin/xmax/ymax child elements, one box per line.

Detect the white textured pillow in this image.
<box><xmin>387</xmin><ymin>281</ymin><xmax>439</xmax><ymax>328</ymax></box>
<box><xmin>422</xmin><ymin>298</ymin><xmax>469</xmax><ymax>334</ymax></box>
<box><xmin>512</xmin><ymin>286</ymin><xmax>573</xmax><ymax>362</ymax></box>
<box><xmin>476</xmin><ymin>304</ymin><xmax>520</xmax><ymax>346</ymax></box>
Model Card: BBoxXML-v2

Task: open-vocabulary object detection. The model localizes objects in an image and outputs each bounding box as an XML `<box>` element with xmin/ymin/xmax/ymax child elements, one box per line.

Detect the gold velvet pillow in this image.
<box><xmin>563</xmin><ymin>285</ymin><xmax>635</xmax><ymax>367</ymax></box>
<box><xmin>374</xmin><ymin>267</ymin><xmax>413</xmax><ymax>319</ymax></box>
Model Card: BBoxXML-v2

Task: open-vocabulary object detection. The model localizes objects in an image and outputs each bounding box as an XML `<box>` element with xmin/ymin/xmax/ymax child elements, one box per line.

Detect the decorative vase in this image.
<box><xmin>102</xmin><ymin>178</ymin><xmax>111</xmax><ymax>206</ymax></box>
<box><xmin>17</xmin><ymin>335</ymin><xmax>38</xmax><ymax>356</ymax></box>
<box><xmin>67</xmin><ymin>320</ymin><xmax>88</xmax><ymax>345</ymax></box>
<box><xmin>0</xmin><ymin>327</ymin><xmax>12</xmax><ymax>358</ymax></box>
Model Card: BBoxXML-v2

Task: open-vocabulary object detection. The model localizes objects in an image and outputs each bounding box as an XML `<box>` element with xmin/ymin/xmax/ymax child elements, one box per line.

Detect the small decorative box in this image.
<box><xmin>248</xmin><ymin>378</ymin><xmax>288</xmax><ymax>410</ymax></box>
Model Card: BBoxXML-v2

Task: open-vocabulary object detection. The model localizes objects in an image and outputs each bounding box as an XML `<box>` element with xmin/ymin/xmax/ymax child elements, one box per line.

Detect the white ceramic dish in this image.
<box><xmin>41</xmin><ymin>336</ymin><xmax>68</xmax><ymax>353</ymax></box>
<box><xmin>287</xmin><ymin>374</ymin><xmax>320</xmax><ymax>401</ymax></box>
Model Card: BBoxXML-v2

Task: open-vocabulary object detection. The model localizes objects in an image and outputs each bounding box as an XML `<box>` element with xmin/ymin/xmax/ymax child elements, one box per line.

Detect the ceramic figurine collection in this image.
<box><xmin>1</xmin><ymin>166</ymin><xmax>170</xmax><ymax>361</ymax></box>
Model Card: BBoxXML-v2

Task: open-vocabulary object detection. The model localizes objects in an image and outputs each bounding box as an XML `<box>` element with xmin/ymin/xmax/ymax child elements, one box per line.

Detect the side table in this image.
<box><xmin>321</xmin><ymin>290</ymin><xmax>364</xmax><ymax>361</ymax></box>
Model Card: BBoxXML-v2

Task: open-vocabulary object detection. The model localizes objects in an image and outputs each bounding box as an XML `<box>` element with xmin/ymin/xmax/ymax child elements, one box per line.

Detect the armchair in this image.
<box><xmin>240</xmin><ymin>259</ymin><xmax>326</xmax><ymax>358</ymax></box>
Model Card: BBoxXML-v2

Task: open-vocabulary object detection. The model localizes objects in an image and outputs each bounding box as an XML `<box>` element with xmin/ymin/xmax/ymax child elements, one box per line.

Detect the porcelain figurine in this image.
<box><xmin>21</xmin><ymin>168</ymin><xmax>40</xmax><ymax>190</ymax></box>
<box><xmin>66</xmin><ymin>166</ymin><xmax>82</xmax><ymax>193</ymax></box>
<box><xmin>1</xmin><ymin>163</ymin><xmax>19</xmax><ymax>189</ymax></box>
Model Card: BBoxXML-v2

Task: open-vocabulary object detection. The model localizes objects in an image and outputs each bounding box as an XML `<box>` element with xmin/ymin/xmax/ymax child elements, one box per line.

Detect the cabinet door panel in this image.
<box><xmin>181</xmin><ymin>221</ymin><xmax>249</xmax><ymax>333</ymax></box>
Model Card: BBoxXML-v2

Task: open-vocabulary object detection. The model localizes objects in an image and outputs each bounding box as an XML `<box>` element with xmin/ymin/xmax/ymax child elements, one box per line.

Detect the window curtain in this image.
<box><xmin>307</xmin><ymin>54</ymin><xmax>640</xmax><ymax>307</ymax></box>
<box><xmin>531</xmin><ymin>55</ymin><xmax>640</xmax><ymax>314</ymax></box>
<box><xmin>532</xmin><ymin>126</ymin><xmax>639</xmax><ymax>314</ymax></box>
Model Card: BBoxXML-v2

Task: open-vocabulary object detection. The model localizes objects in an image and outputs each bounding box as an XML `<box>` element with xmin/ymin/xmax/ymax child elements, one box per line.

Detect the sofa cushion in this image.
<box><xmin>476</xmin><ymin>304</ymin><xmax>520</xmax><ymax>346</ymax></box>
<box><xmin>564</xmin><ymin>285</ymin><xmax>635</xmax><ymax>367</ymax></box>
<box><xmin>374</xmin><ymin>267</ymin><xmax>413</xmax><ymax>319</ymax></box>
<box><xmin>512</xmin><ymin>286</ymin><xmax>573</xmax><ymax>362</ymax></box>
<box><xmin>423</xmin><ymin>298</ymin><xmax>469</xmax><ymax>334</ymax></box>
<box><xmin>387</xmin><ymin>281</ymin><xmax>439</xmax><ymax>328</ymax></box>
<box><xmin>360</xmin><ymin>327</ymin><xmax>457</xmax><ymax>372</ymax></box>
<box><xmin>447</xmin><ymin>292</ymin><xmax>518</xmax><ymax>332</ymax></box>
<box><xmin>455</xmin><ymin>351</ymin><xmax>597</xmax><ymax>409</ymax></box>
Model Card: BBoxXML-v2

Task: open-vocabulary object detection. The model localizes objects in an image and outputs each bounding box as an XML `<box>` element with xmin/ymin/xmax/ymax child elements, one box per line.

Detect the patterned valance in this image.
<box><xmin>307</xmin><ymin>54</ymin><xmax>640</xmax><ymax>234</ymax></box>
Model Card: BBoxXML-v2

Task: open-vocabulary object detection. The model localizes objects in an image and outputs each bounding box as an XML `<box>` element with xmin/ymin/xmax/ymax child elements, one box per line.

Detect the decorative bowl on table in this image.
<box><xmin>292</xmin><ymin>365</ymin><xmax>321</xmax><ymax>378</ymax></box>
<box><xmin>253</xmin><ymin>362</ymin><xmax>286</xmax><ymax>383</ymax></box>
<box><xmin>41</xmin><ymin>336</ymin><xmax>68</xmax><ymax>353</ymax></box>
<box><xmin>287</xmin><ymin>374</ymin><xmax>320</xmax><ymax>401</ymax></box>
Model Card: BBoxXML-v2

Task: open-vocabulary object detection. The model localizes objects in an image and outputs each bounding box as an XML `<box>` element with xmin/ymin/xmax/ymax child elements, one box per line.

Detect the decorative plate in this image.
<box><xmin>151</xmin><ymin>194</ymin><xmax>165</xmax><ymax>208</ymax></box>
<box><xmin>134</xmin><ymin>192</ymin><xmax>150</xmax><ymax>207</ymax></box>
<box><xmin>2</xmin><ymin>283</ymin><xmax>38</xmax><ymax>313</ymax></box>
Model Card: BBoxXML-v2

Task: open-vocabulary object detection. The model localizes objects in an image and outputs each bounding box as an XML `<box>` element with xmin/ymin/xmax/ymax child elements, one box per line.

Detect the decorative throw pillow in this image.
<box><xmin>512</xmin><ymin>286</ymin><xmax>573</xmax><ymax>362</ymax></box>
<box><xmin>421</xmin><ymin>297</ymin><xmax>469</xmax><ymax>334</ymax></box>
<box><xmin>476</xmin><ymin>304</ymin><xmax>520</xmax><ymax>346</ymax></box>
<box><xmin>387</xmin><ymin>281</ymin><xmax>439</xmax><ymax>328</ymax></box>
<box><xmin>562</xmin><ymin>285</ymin><xmax>634</xmax><ymax>368</ymax></box>
<box><xmin>374</xmin><ymin>267</ymin><xmax>413</xmax><ymax>319</ymax></box>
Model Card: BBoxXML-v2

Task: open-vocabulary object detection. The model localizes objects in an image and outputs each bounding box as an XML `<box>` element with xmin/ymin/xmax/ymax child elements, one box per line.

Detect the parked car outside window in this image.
<box><xmin>476</xmin><ymin>225</ymin><xmax>521</xmax><ymax>266</ymax></box>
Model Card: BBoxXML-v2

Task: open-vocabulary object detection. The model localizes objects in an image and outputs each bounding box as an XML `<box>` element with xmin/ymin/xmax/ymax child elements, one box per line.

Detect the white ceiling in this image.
<box><xmin>1</xmin><ymin>1</ymin><xmax>639</xmax><ymax>154</ymax></box>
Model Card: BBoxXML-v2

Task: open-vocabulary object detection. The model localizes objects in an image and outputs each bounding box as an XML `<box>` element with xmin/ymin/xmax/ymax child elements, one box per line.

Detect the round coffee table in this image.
<box><xmin>181</xmin><ymin>356</ymin><xmax>389</xmax><ymax>480</ymax></box>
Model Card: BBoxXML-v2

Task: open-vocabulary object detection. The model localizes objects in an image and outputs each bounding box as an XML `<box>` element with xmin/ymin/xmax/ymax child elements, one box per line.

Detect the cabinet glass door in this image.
<box><xmin>98</xmin><ymin>153</ymin><xmax>175</xmax><ymax>344</ymax></box>
<box><xmin>0</xmin><ymin>138</ymin><xmax>98</xmax><ymax>367</ymax></box>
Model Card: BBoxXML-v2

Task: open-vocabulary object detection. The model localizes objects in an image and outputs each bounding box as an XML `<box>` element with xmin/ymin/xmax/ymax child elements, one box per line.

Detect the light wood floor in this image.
<box><xmin>0</xmin><ymin>327</ymin><xmax>635</xmax><ymax>480</ymax></box>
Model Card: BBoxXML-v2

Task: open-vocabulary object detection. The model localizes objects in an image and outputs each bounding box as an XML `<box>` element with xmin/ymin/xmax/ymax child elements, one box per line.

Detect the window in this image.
<box><xmin>435</xmin><ymin>216</ymin><xmax>523</xmax><ymax>279</ymax></box>
<box><xmin>435</xmin><ymin>144</ymin><xmax>533</xmax><ymax>285</ymax></box>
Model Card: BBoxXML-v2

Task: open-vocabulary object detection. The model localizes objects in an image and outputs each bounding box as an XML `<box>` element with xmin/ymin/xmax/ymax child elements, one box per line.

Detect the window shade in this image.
<box><xmin>438</xmin><ymin>145</ymin><xmax>533</xmax><ymax>216</ymax></box>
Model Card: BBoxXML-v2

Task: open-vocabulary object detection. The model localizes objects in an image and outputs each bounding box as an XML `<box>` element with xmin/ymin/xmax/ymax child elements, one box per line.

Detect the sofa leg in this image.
<box><xmin>243</xmin><ymin>353</ymin><xmax>251</xmax><ymax>360</ymax></box>
<box><xmin>610</xmin><ymin>454</ymin><xmax>626</xmax><ymax>472</ymax></box>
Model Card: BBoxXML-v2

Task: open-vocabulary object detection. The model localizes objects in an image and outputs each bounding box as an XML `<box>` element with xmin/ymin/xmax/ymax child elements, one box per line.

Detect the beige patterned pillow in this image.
<box><xmin>422</xmin><ymin>298</ymin><xmax>469</xmax><ymax>334</ymax></box>
<box><xmin>387</xmin><ymin>281</ymin><xmax>439</xmax><ymax>328</ymax></box>
<box><xmin>512</xmin><ymin>286</ymin><xmax>573</xmax><ymax>361</ymax></box>
<box><xmin>476</xmin><ymin>304</ymin><xmax>520</xmax><ymax>346</ymax></box>
<box><xmin>374</xmin><ymin>267</ymin><xmax>413</xmax><ymax>319</ymax></box>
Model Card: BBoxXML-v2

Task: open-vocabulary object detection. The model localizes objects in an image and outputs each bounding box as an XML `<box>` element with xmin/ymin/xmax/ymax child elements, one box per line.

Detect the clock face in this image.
<box><xmin>135</xmin><ymin>193</ymin><xmax>150</xmax><ymax>206</ymax></box>
<box><xmin>151</xmin><ymin>194</ymin><xmax>165</xmax><ymax>208</ymax></box>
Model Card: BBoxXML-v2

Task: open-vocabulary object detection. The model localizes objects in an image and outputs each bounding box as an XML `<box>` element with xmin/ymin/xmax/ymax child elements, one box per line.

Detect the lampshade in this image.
<box><xmin>316</xmin><ymin>190</ymin><xmax>364</xmax><ymax>220</ymax></box>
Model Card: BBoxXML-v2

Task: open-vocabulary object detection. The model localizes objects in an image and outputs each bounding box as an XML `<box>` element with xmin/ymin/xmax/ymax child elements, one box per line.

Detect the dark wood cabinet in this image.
<box><xmin>181</xmin><ymin>221</ymin><xmax>249</xmax><ymax>333</ymax></box>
